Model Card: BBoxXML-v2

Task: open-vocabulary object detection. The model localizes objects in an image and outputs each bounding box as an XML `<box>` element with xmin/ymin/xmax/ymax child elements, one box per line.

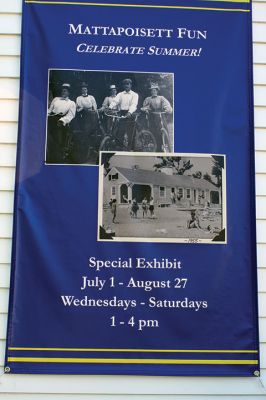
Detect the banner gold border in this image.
<box><xmin>8</xmin><ymin>357</ymin><xmax>259</xmax><ymax>365</ymax></box>
<box><xmin>24</xmin><ymin>1</ymin><xmax>251</xmax><ymax>13</ymax></box>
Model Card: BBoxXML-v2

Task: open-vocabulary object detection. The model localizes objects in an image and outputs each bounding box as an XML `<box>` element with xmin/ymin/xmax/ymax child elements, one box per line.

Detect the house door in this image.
<box><xmin>210</xmin><ymin>190</ymin><xmax>219</xmax><ymax>204</ymax></box>
<box><xmin>120</xmin><ymin>184</ymin><xmax>128</xmax><ymax>203</ymax></box>
<box><xmin>132</xmin><ymin>184</ymin><xmax>151</xmax><ymax>203</ymax></box>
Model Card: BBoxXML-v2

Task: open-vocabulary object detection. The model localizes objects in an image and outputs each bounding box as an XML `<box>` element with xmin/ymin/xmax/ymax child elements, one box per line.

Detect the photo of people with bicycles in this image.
<box><xmin>45</xmin><ymin>69</ymin><xmax>174</xmax><ymax>165</ymax></box>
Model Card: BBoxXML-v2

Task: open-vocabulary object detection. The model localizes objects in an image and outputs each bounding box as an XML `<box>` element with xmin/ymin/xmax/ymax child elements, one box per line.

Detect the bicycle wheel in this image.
<box><xmin>99</xmin><ymin>136</ymin><xmax>114</xmax><ymax>151</ymax></box>
<box><xmin>134</xmin><ymin>130</ymin><xmax>157</xmax><ymax>152</ymax></box>
<box><xmin>161</xmin><ymin>128</ymin><xmax>171</xmax><ymax>152</ymax></box>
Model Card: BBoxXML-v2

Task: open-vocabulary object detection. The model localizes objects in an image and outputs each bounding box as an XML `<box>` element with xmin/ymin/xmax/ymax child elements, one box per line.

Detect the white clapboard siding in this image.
<box><xmin>0</xmin><ymin>78</ymin><xmax>19</xmax><ymax>99</ymax></box>
<box><xmin>0</xmin><ymin>100</ymin><xmax>18</xmax><ymax>122</ymax></box>
<box><xmin>255</xmin><ymin>107</ymin><xmax>266</xmax><ymax>127</ymax></box>
<box><xmin>0</xmin><ymin>15</ymin><xmax>21</xmax><ymax>34</ymax></box>
<box><xmin>0</xmin><ymin>372</ymin><xmax>265</xmax><ymax>396</ymax></box>
<box><xmin>0</xmin><ymin>239</ymin><xmax>12</xmax><ymax>264</ymax></box>
<box><xmin>0</xmin><ymin>264</ymin><xmax>10</xmax><ymax>288</ymax></box>
<box><xmin>256</xmin><ymin>196</ymin><xmax>266</xmax><ymax>219</ymax></box>
<box><xmin>253</xmin><ymin>2</ymin><xmax>266</xmax><ymax>22</ymax></box>
<box><xmin>254</xmin><ymin>87</ymin><xmax>266</xmax><ymax>107</ymax></box>
<box><xmin>0</xmin><ymin>314</ymin><xmax>8</xmax><ymax>340</ymax></box>
<box><xmin>0</xmin><ymin>57</ymin><xmax>20</xmax><ymax>78</ymax></box>
<box><xmin>253</xmin><ymin>22</ymin><xmax>266</xmax><ymax>42</ymax></box>
<box><xmin>254</xmin><ymin>65</ymin><xmax>266</xmax><ymax>84</ymax></box>
<box><xmin>253</xmin><ymin>43</ymin><xmax>266</xmax><ymax>63</ymax></box>
<box><xmin>257</xmin><ymin>244</ymin><xmax>266</xmax><ymax>267</ymax></box>
<box><xmin>0</xmin><ymin>1</ymin><xmax>22</xmax><ymax>13</ymax></box>
<box><xmin>0</xmin><ymin>1</ymin><xmax>265</xmax><ymax>399</ymax></box>
<box><xmin>0</xmin><ymin>123</ymin><xmax>18</xmax><ymax>143</ymax></box>
<box><xmin>0</xmin><ymin>36</ymin><xmax>20</xmax><ymax>56</ymax></box>
<box><xmin>0</xmin><ymin>191</ymin><xmax>14</xmax><ymax>214</ymax></box>
<box><xmin>0</xmin><ymin>144</ymin><xmax>17</xmax><ymax>167</ymax></box>
<box><xmin>0</xmin><ymin>167</ymin><xmax>15</xmax><ymax>191</ymax></box>
<box><xmin>255</xmin><ymin>129</ymin><xmax>266</xmax><ymax>150</ymax></box>
<box><xmin>256</xmin><ymin>174</ymin><xmax>266</xmax><ymax>195</ymax></box>
<box><xmin>0</xmin><ymin>215</ymin><xmax>13</xmax><ymax>238</ymax></box>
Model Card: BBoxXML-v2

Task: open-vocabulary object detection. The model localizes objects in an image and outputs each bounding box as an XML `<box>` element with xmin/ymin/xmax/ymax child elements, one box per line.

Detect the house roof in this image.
<box><xmin>111</xmin><ymin>167</ymin><xmax>220</xmax><ymax>191</ymax></box>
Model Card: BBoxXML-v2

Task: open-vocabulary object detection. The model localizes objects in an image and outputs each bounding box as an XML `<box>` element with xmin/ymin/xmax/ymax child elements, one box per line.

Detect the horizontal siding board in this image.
<box><xmin>256</xmin><ymin>174</ymin><xmax>266</xmax><ymax>195</ymax></box>
<box><xmin>0</xmin><ymin>239</ymin><xmax>12</xmax><ymax>264</ymax></box>
<box><xmin>0</xmin><ymin>313</ymin><xmax>7</xmax><ymax>340</ymax></box>
<box><xmin>0</xmin><ymin>122</ymin><xmax>18</xmax><ymax>143</ymax></box>
<box><xmin>260</xmin><ymin>318</ymin><xmax>266</xmax><ymax>342</ymax></box>
<box><xmin>0</xmin><ymin>100</ymin><xmax>18</xmax><ymax>122</ymax></box>
<box><xmin>255</xmin><ymin>107</ymin><xmax>266</xmax><ymax>128</ymax></box>
<box><xmin>255</xmin><ymin>129</ymin><xmax>266</xmax><ymax>150</ymax></box>
<box><xmin>255</xmin><ymin>152</ymin><xmax>266</xmax><ymax>174</ymax></box>
<box><xmin>257</xmin><ymin>220</ymin><xmax>266</xmax><ymax>242</ymax></box>
<box><xmin>255</xmin><ymin>268</ymin><xmax>265</xmax><ymax>292</ymax></box>
<box><xmin>253</xmin><ymin>22</ymin><xmax>266</xmax><ymax>43</ymax></box>
<box><xmin>254</xmin><ymin>86</ymin><xmax>266</xmax><ymax>106</ymax></box>
<box><xmin>0</xmin><ymin>35</ymin><xmax>20</xmax><ymax>56</ymax></box>
<box><xmin>257</xmin><ymin>244</ymin><xmax>266</xmax><ymax>267</ymax></box>
<box><xmin>0</xmin><ymin>372</ymin><xmax>265</xmax><ymax>395</ymax></box>
<box><xmin>0</xmin><ymin>167</ymin><xmax>15</xmax><ymax>191</ymax></box>
<box><xmin>0</xmin><ymin>264</ymin><xmax>11</xmax><ymax>288</ymax></box>
<box><xmin>0</xmin><ymin>144</ymin><xmax>17</xmax><ymax>167</ymax></box>
<box><xmin>0</xmin><ymin>191</ymin><xmax>14</xmax><ymax>214</ymax></box>
<box><xmin>253</xmin><ymin>2</ymin><xmax>266</xmax><ymax>22</ymax></box>
<box><xmin>254</xmin><ymin>65</ymin><xmax>266</xmax><ymax>85</ymax></box>
<box><xmin>0</xmin><ymin>288</ymin><xmax>9</xmax><ymax>314</ymax></box>
<box><xmin>0</xmin><ymin>79</ymin><xmax>19</xmax><ymax>99</ymax></box>
<box><xmin>253</xmin><ymin>43</ymin><xmax>266</xmax><ymax>64</ymax></box>
<box><xmin>0</xmin><ymin>56</ymin><xmax>20</xmax><ymax>78</ymax></box>
<box><xmin>0</xmin><ymin>15</ymin><xmax>21</xmax><ymax>34</ymax></box>
<box><xmin>256</xmin><ymin>197</ymin><xmax>266</xmax><ymax>219</ymax></box>
<box><xmin>0</xmin><ymin>1</ymin><xmax>22</xmax><ymax>13</ymax></box>
<box><xmin>0</xmin><ymin>214</ymin><xmax>13</xmax><ymax>238</ymax></box>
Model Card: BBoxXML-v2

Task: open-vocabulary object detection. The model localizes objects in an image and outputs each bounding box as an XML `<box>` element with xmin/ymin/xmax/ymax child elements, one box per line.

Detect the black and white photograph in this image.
<box><xmin>45</xmin><ymin>69</ymin><xmax>174</xmax><ymax>165</ymax></box>
<box><xmin>98</xmin><ymin>152</ymin><xmax>226</xmax><ymax>243</ymax></box>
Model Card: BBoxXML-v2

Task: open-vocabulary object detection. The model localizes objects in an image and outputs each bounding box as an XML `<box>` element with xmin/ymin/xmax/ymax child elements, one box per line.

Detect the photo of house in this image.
<box><xmin>98</xmin><ymin>152</ymin><xmax>226</xmax><ymax>243</ymax></box>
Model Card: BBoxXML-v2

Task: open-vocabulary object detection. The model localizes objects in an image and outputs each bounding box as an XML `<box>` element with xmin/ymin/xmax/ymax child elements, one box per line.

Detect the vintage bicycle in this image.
<box><xmin>99</xmin><ymin>111</ymin><xmax>157</xmax><ymax>152</ymax></box>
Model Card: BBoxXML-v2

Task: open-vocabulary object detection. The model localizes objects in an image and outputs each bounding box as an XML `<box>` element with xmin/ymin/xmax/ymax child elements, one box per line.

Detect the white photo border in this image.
<box><xmin>98</xmin><ymin>151</ymin><xmax>227</xmax><ymax>245</ymax></box>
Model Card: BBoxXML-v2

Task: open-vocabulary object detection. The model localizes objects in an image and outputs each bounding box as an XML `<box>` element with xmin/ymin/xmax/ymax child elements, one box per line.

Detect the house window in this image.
<box><xmin>186</xmin><ymin>189</ymin><xmax>191</xmax><ymax>199</ymax></box>
<box><xmin>111</xmin><ymin>173</ymin><xmax>118</xmax><ymax>180</ymax></box>
<box><xmin>111</xmin><ymin>186</ymin><xmax>116</xmax><ymax>197</ymax></box>
<box><xmin>159</xmin><ymin>186</ymin><xmax>166</xmax><ymax>198</ymax></box>
<box><xmin>177</xmin><ymin>188</ymin><xmax>184</xmax><ymax>199</ymax></box>
<box><xmin>201</xmin><ymin>190</ymin><xmax>205</xmax><ymax>199</ymax></box>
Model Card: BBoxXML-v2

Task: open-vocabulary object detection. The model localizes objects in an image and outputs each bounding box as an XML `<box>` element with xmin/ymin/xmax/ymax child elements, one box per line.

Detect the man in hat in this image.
<box><xmin>47</xmin><ymin>83</ymin><xmax>76</xmax><ymax>163</ymax></box>
<box><xmin>141</xmin><ymin>83</ymin><xmax>172</xmax><ymax>151</ymax></box>
<box><xmin>109</xmin><ymin>78</ymin><xmax>138</xmax><ymax>116</ymax></box>
<box><xmin>109</xmin><ymin>78</ymin><xmax>139</xmax><ymax>149</ymax></box>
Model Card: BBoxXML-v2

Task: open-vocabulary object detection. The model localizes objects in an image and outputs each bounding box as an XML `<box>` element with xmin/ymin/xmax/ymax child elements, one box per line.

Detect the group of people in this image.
<box><xmin>109</xmin><ymin>196</ymin><xmax>155</xmax><ymax>223</ymax></box>
<box><xmin>46</xmin><ymin>78</ymin><xmax>173</xmax><ymax>163</ymax></box>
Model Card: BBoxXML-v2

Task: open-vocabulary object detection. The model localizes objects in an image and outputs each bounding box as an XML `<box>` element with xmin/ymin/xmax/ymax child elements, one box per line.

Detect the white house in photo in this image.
<box><xmin>103</xmin><ymin>166</ymin><xmax>221</xmax><ymax>207</ymax></box>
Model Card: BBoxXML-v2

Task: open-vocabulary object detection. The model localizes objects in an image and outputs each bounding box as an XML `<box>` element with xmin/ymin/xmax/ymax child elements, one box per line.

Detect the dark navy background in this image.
<box><xmin>5</xmin><ymin>0</ymin><xmax>259</xmax><ymax>375</ymax></box>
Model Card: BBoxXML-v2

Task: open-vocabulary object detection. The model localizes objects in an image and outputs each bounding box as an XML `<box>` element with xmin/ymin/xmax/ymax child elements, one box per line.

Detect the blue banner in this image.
<box><xmin>5</xmin><ymin>0</ymin><xmax>259</xmax><ymax>376</ymax></box>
